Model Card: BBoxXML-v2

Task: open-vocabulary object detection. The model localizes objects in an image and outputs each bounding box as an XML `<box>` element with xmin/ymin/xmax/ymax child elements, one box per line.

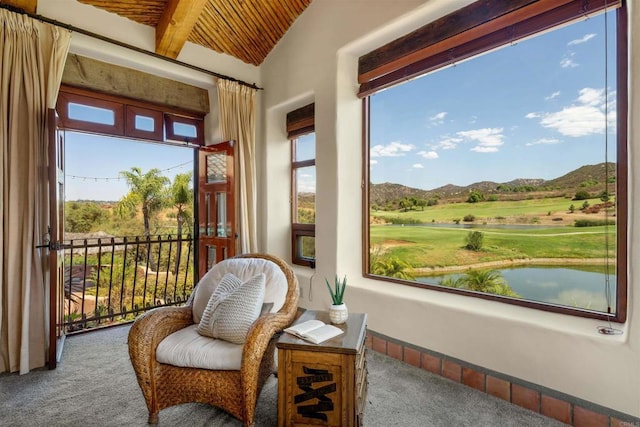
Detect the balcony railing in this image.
<box><xmin>62</xmin><ymin>234</ymin><xmax>195</xmax><ymax>333</ymax></box>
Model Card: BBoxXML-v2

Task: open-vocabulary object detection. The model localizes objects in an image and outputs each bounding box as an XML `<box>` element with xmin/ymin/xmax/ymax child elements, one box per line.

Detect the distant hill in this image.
<box><xmin>370</xmin><ymin>162</ymin><xmax>615</xmax><ymax>206</ymax></box>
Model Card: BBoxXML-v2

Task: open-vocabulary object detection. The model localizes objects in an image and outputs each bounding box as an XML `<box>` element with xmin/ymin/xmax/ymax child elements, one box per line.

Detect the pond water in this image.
<box><xmin>416</xmin><ymin>265</ymin><xmax>616</xmax><ymax>313</ymax></box>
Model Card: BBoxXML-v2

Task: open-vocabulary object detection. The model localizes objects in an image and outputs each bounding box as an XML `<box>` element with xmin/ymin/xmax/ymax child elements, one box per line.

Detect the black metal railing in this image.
<box><xmin>62</xmin><ymin>234</ymin><xmax>195</xmax><ymax>333</ymax></box>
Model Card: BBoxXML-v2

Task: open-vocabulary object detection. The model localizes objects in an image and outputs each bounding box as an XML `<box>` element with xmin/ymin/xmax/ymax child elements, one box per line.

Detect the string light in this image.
<box><xmin>66</xmin><ymin>161</ymin><xmax>192</xmax><ymax>182</ymax></box>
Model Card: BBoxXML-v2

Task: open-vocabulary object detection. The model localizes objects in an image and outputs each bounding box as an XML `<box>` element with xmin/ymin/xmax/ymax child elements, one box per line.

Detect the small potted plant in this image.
<box><xmin>326</xmin><ymin>275</ymin><xmax>348</xmax><ymax>324</ymax></box>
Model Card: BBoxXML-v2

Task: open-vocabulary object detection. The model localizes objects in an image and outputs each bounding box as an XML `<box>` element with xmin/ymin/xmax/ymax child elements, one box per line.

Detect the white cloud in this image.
<box><xmin>471</xmin><ymin>146</ymin><xmax>499</xmax><ymax>153</ymax></box>
<box><xmin>527</xmin><ymin>87</ymin><xmax>616</xmax><ymax>137</ymax></box>
<box><xmin>568</xmin><ymin>33</ymin><xmax>596</xmax><ymax>46</ymax></box>
<box><xmin>370</xmin><ymin>141</ymin><xmax>415</xmax><ymax>157</ymax></box>
<box><xmin>370</xmin><ymin>159</ymin><xmax>378</xmax><ymax>165</ymax></box>
<box><xmin>417</xmin><ymin>150</ymin><xmax>439</xmax><ymax>159</ymax></box>
<box><xmin>526</xmin><ymin>138</ymin><xmax>561</xmax><ymax>146</ymax></box>
<box><xmin>429</xmin><ymin>111</ymin><xmax>447</xmax><ymax>125</ymax></box>
<box><xmin>577</xmin><ymin>87</ymin><xmax>604</xmax><ymax>106</ymax></box>
<box><xmin>412</xmin><ymin>163</ymin><xmax>424</xmax><ymax>169</ymax></box>
<box><xmin>560</xmin><ymin>57</ymin><xmax>578</xmax><ymax>68</ymax></box>
<box><xmin>457</xmin><ymin>127</ymin><xmax>504</xmax><ymax>147</ymax></box>
<box><xmin>431</xmin><ymin>136</ymin><xmax>462</xmax><ymax>150</ymax></box>
<box><xmin>545</xmin><ymin>91</ymin><xmax>560</xmax><ymax>100</ymax></box>
<box><xmin>539</xmin><ymin>106</ymin><xmax>606</xmax><ymax>137</ymax></box>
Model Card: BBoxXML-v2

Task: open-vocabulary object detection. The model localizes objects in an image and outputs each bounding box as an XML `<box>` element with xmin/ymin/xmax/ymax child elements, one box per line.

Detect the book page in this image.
<box><xmin>302</xmin><ymin>324</ymin><xmax>344</xmax><ymax>344</ymax></box>
<box><xmin>284</xmin><ymin>319</ymin><xmax>325</xmax><ymax>337</ymax></box>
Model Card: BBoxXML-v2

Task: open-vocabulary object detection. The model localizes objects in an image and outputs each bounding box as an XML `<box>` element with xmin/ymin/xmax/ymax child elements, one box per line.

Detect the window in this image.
<box><xmin>57</xmin><ymin>85</ymin><xmax>205</xmax><ymax>145</ymax></box>
<box><xmin>361</xmin><ymin>1</ymin><xmax>627</xmax><ymax>321</ymax></box>
<box><xmin>288</xmin><ymin>103</ymin><xmax>316</xmax><ymax>267</ymax></box>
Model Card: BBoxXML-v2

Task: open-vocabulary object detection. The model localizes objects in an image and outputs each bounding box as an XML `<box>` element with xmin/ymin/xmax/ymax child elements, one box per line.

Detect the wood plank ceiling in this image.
<box><xmin>76</xmin><ymin>0</ymin><xmax>313</xmax><ymax>65</ymax></box>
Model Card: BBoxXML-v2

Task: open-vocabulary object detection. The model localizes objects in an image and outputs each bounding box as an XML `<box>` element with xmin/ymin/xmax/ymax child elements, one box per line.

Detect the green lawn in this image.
<box><xmin>369</xmin><ymin>196</ymin><xmax>617</xmax><ymax>271</ymax></box>
<box><xmin>371</xmin><ymin>196</ymin><xmax>604</xmax><ymax>224</ymax></box>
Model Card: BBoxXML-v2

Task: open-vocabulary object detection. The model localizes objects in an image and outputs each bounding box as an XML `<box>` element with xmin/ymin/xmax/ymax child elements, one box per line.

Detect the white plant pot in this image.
<box><xmin>329</xmin><ymin>303</ymin><xmax>348</xmax><ymax>324</ymax></box>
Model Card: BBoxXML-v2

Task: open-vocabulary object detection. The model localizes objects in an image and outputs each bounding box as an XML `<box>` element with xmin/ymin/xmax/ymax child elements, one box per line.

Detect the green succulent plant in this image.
<box><xmin>325</xmin><ymin>275</ymin><xmax>347</xmax><ymax>305</ymax></box>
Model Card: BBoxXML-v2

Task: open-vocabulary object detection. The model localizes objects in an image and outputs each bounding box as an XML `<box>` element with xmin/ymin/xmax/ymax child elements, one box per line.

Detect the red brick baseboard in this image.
<box><xmin>366</xmin><ymin>330</ymin><xmax>639</xmax><ymax>427</ymax></box>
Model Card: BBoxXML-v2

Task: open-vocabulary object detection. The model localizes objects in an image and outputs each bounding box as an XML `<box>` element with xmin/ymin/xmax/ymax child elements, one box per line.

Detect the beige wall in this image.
<box><xmin>261</xmin><ymin>0</ymin><xmax>640</xmax><ymax>417</ymax></box>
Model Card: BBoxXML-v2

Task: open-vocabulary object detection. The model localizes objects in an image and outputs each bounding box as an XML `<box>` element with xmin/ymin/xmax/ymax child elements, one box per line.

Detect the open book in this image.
<box><xmin>284</xmin><ymin>319</ymin><xmax>344</xmax><ymax>344</ymax></box>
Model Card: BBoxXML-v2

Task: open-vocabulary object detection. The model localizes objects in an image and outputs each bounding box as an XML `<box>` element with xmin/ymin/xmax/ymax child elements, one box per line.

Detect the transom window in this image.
<box><xmin>361</xmin><ymin>0</ymin><xmax>627</xmax><ymax>321</ymax></box>
<box><xmin>57</xmin><ymin>85</ymin><xmax>205</xmax><ymax>145</ymax></box>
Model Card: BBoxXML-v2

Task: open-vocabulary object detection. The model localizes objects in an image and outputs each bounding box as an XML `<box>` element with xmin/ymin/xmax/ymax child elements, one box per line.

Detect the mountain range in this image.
<box><xmin>370</xmin><ymin>162</ymin><xmax>616</xmax><ymax>205</ymax></box>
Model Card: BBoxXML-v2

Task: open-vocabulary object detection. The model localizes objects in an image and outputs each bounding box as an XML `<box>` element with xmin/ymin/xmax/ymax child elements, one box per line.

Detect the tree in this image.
<box><xmin>465</xmin><ymin>231</ymin><xmax>483</xmax><ymax>251</ymax></box>
<box><xmin>573</xmin><ymin>190</ymin><xmax>590</xmax><ymax>201</ymax></box>
<box><xmin>117</xmin><ymin>167</ymin><xmax>170</xmax><ymax>238</ymax></box>
<box><xmin>117</xmin><ymin>167</ymin><xmax>169</xmax><ymax>270</ymax></box>
<box><xmin>461</xmin><ymin>270</ymin><xmax>509</xmax><ymax>294</ymax></box>
<box><xmin>170</xmin><ymin>172</ymin><xmax>193</xmax><ymax>273</ymax></box>
<box><xmin>371</xmin><ymin>256</ymin><xmax>415</xmax><ymax>280</ymax></box>
<box><xmin>65</xmin><ymin>201</ymin><xmax>109</xmax><ymax>232</ymax></box>
<box><xmin>170</xmin><ymin>172</ymin><xmax>193</xmax><ymax>237</ymax></box>
<box><xmin>466</xmin><ymin>190</ymin><xmax>484</xmax><ymax>203</ymax></box>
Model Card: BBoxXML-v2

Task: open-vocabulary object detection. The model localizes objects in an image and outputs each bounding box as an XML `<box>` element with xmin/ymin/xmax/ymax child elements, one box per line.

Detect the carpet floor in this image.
<box><xmin>0</xmin><ymin>324</ymin><xmax>564</xmax><ymax>426</ymax></box>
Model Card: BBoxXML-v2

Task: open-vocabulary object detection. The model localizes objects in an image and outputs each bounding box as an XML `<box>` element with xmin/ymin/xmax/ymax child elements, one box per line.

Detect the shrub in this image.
<box><xmin>465</xmin><ymin>231</ymin><xmax>484</xmax><ymax>251</ymax></box>
<box><xmin>575</xmin><ymin>219</ymin><xmax>616</xmax><ymax>227</ymax></box>
<box><xmin>573</xmin><ymin>190</ymin><xmax>591</xmax><ymax>200</ymax></box>
<box><xmin>466</xmin><ymin>190</ymin><xmax>484</xmax><ymax>203</ymax></box>
<box><xmin>463</xmin><ymin>214</ymin><xmax>475</xmax><ymax>222</ymax></box>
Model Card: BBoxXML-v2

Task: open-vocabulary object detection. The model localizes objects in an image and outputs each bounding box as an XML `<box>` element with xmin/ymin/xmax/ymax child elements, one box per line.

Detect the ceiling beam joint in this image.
<box><xmin>156</xmin><ymin>0</ymin><xmax>208</xmax><ymax>59</ymax></box>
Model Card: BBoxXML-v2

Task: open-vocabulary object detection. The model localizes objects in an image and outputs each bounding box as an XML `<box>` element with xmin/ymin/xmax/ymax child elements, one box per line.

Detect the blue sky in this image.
<box><xmin>65</xmin><ymin>132</ymin><xmax>193</xmax><ymax>201</ymax></box>
<box><xmin>369</xmin><ymin>10</ymin><xmax>617</xmax><ymax>190</ymax></box>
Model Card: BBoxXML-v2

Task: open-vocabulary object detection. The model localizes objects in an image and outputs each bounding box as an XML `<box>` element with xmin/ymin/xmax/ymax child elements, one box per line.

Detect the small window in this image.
<box><xmin>125</xmin><ymin>105</ymin><xmax>163</xmax><ymax>141</ymax></box>
<box><xmin>57</xmin><ymin>91</ymin><xmax>124</xmax><ymax>135</ymax></box>
<box><xmin>165</xmin><ymin>114</ymin><xmax>204</xmax><ymax>145</ymax></box>
<box><xmin>68</xmin><ymin>103</ymin><xmax>115</xmax><ymax>125</ymax></box>
<box><xmin>135</xmin><ymin>116</ymin><xmax>154</xmax><ymax>132</ymax></box>
<box><xmin>288</xmin><ymin>103</ymin><xmax>316</xmax><ymax>267</ymax></box>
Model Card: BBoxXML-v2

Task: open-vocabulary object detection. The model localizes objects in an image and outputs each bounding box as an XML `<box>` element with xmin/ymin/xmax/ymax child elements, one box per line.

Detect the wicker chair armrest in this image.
<box><xmin>241</xmin><ymin>312</ymin><xmax>291</xmax><ymax>372</ymax></box>
<box><xmin>128</xmin><ymin>306</ymin><xmax>193</xmax><ymax>366</ymax></box>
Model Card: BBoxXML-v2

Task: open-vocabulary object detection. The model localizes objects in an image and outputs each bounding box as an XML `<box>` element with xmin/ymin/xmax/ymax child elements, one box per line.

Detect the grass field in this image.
<box><xmin>369</xmin><ymin>196</ymin><xmax>616</xmax><ymax>270</ymax></box>
<box><xmin>371</xmin><ymin>196</ymin><xmax>610</xmax><ymax>226</ymax></box>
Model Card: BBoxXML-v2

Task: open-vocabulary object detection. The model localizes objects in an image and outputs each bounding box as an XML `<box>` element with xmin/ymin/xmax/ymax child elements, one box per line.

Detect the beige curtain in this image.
<box><xmin>0</xmin><ymin>9</ymin><xmax>70</xmax><ymax>374</ymax></box>
<box><xmin>216</xmin><ymin>79</ymin><xmax>258</xmax><ymax>253</ymax></box>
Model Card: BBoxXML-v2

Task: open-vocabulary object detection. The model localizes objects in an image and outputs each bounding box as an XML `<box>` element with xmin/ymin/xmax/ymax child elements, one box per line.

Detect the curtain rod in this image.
<box><xmin>0</xmin><ymin>4</ymin><xmax>263</xmax><ymax>91</ymax></box>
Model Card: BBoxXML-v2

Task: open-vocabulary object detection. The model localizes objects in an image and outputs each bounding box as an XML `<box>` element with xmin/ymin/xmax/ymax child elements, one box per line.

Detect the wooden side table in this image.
<box><xmin>277</xmin><ymin>310</ymin><xmax>367</xmax><ymax>427</ymax></box>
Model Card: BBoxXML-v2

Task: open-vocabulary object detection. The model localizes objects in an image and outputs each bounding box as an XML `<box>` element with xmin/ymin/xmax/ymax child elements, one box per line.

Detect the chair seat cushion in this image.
<box><xmin>156</xmin><ymin>325</ymin><xmax>243</xmax><ymax>370</ymax></box>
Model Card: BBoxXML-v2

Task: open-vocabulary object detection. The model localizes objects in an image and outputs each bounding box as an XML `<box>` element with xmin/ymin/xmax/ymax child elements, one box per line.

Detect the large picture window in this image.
<box><xmin>361</xmin><ymin>1</ymin><xmax>627</xmax><ymax>321</ymax></box>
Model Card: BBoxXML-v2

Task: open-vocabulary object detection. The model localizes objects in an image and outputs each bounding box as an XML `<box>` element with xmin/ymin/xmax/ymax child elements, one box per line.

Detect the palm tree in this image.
<box><xmin>117</xmin><ymin>167</ymin><xmax>169</xmax><ymax>238</ymax></box>
<box><xmin>461</xmin><ymin>269</ymin><xmax>519</xmax><ymax>297</ymax></box>
<box><xmin>117</xmin><ymin>167</ymin><xmax>169</xmax><ymax>271</ymax></box>
<box><xmin>169</xmin><ymin>172</ymin><xmax>193</xmax><ymax>273</ymax></box>
<box><xmin>371</xmin><ymin>256</ymin><xmax>415</xmax><ymax>280</ymax></box>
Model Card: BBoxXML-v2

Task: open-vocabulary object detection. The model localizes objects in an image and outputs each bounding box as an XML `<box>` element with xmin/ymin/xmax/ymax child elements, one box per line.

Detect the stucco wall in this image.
<box><xmin>261</xmin><ymin>0</ymin><xmax>639</xmax><ymax>417</ymax></box>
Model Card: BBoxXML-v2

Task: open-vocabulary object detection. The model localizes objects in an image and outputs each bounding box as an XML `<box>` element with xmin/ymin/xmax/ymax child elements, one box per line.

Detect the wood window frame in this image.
<box><xmin>56</xmin><ymin>85</ymin><xmax>205</xmax><ymax>145</ymax></box>
<box><xmin>360</xmin><ymin>0</ymin><xmax>628</xmax><ymax>322</ymax></box>
<box><xmin>125</xmin><ymin>105</ymin><xmax>163</xmax><ymax>141</ymax></box>
<box><xmin>57</xmin><ymin>91</ymin><xmax>125</xmax><ymax>136</ymax></box>
<box><xmin>165</xmin><ymin>113</ymin><xmax>205</xmax><ymax>145</ymax></box>
<box><xmin>288</xmin><ymin>103</ymin><xmax>316</xmax><ymax>267</ymax></box>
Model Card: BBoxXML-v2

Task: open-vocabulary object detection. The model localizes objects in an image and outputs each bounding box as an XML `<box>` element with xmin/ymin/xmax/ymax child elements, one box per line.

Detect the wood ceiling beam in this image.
<box><xmin>1</xmin><ymin>0</ymin><xmax>37</xmax><ymax>13</ymax></box>
<box><xmin>155</xmin><ymin>0</ymin><xmax>208</xmax><ymax>59</ymax></box>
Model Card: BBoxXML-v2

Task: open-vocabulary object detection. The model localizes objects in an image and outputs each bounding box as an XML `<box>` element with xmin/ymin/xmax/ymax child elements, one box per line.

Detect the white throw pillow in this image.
<box><xmin>197</xmin><ymin>273</ymin><xmax>266</xmax><ymax>344</ymax></box>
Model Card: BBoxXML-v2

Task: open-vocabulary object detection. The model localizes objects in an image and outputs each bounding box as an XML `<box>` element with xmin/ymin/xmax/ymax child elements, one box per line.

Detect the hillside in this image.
<box><xmin>371</xmin><ymin>162</ymin><xmax>615</xmax><ymax>206</ymax></box>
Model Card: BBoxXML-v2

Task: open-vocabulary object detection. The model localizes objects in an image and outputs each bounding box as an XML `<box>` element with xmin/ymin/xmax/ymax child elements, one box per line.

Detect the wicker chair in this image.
<box><xmin>128</xmin><ymin>253</ymin><xmax>299</xmax><ymax>426</ymax></box>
